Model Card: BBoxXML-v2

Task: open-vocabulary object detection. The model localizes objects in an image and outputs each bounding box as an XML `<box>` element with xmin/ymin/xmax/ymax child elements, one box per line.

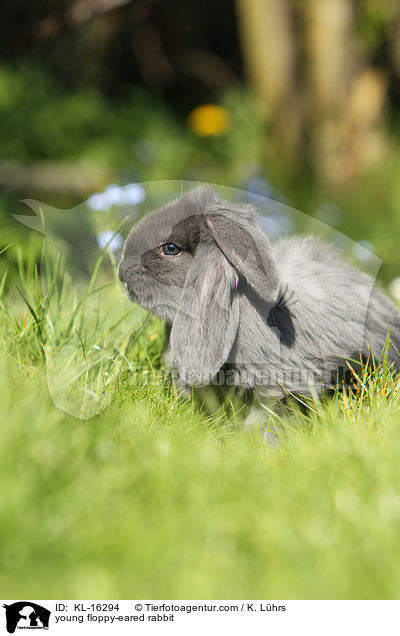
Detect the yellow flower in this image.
<box><xmin>187</xmin><ymin>104</ymin><xmax>230</xmax><ymax>136</ymax></box>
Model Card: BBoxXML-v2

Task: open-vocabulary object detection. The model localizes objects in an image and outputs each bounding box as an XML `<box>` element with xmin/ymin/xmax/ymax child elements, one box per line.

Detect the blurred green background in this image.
<box><xmin>1</xmin><ymin>0</ymin><xmax>400</xmax><ymax>289</ymax></box>
<box><xmin>2</xmin><ymin>0</ymin><xmax>400</xmax><ymax>602</ymax></box>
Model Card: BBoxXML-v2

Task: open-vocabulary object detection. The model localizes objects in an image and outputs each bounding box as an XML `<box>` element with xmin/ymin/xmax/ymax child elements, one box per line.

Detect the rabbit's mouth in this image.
<box><xmin>124</xmin><ymin>282</ymin><xmax>139</xmax><ymax>302</ymax></box>
<box><xmin>124</xmin><ymin>283</ymin><xmax>152</xmax><ymax>310</ymax></box>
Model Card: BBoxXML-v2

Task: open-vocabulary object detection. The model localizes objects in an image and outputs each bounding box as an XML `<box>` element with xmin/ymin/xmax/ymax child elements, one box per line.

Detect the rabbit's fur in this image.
<box><xmin>118</xmin><ymin>187</ymin><xmax>400</xmax><ymax>399</ymax></box>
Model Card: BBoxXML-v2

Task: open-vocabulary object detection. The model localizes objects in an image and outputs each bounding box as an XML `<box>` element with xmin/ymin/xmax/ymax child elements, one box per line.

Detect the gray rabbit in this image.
<box><xmin>118</xmin><ymin>186</ymin><xmax>400</xmax><ymax>399</ymax></box>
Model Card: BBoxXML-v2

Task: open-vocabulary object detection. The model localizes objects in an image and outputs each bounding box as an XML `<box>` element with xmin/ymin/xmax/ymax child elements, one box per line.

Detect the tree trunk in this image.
<box><xmin>235</xmin><ymin>0</ymin><xmax>302</xmax><ymax>163</ymax></box>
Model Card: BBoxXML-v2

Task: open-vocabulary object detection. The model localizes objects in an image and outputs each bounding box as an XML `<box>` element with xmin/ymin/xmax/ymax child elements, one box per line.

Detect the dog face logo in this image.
<box><xmin>2</xmin><ymin>603</ymin><xmax>51</xmax><ymax>633</ymax></box>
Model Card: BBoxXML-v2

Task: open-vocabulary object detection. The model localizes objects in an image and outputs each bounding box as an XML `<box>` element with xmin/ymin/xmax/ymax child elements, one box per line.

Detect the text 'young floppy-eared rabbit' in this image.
<box><xmin>118</xmin><ymin>187</ymin><xmax>400</xmax><ymax>400</ymax></box>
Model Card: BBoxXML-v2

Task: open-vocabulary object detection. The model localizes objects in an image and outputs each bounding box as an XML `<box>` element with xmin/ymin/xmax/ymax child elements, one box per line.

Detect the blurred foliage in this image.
<box><xmin>355</xmin><ymin>0</ymin><xmax>398</xmax><ymax>50</ymax></box>
<box><xmin>0</xmin><ymin>64</ymin><xmax>176</xmax><ymax>165</ymax></box>
<box><xmin>1</xmin><ymin>0</ymin><xmax>400</xmax><ymax>287</ymax></box>
<box><xmin>0</xmin><ymin>63</ymin><xmax>267</xmax><ymax>285</ymax></box>
<box><xmin>0</xmin><ymin>63</ymin><xmax>267</xmax><ymax>174</ymax></box>
<box><xmin>1</xmin><ymin>58</ymin><xmax>400</xmax><ymax>289</ymax></box>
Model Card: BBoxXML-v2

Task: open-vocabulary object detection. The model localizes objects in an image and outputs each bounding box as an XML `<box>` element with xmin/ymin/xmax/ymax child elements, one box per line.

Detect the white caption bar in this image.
<box><xmin>1</xmin><ymin>600</ymin><xmax>399</xmax><ymax>635</ymax></box>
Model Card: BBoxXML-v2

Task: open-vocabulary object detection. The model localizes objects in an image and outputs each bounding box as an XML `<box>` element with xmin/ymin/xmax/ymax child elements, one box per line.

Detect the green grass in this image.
<box><xmin>1</xmin><ymin>241</ymin><xmax>400</xmax><ymax>600</ymax></box>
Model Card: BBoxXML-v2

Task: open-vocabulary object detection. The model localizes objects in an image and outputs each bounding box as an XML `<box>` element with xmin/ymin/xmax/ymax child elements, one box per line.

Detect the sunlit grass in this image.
<box><xmin>1</xmin><ymin>242</ymin><xmax>400</xmax><ymax>599</ymax></box>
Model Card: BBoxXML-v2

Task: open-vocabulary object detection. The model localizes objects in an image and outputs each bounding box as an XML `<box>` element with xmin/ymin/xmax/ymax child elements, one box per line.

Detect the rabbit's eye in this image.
<box><xmin>162</xmin><ymin>243</ymin><xmax>181</xmax><ymax>256</ymax></box>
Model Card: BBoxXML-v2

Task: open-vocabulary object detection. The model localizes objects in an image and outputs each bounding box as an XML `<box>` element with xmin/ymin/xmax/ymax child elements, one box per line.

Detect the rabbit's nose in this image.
<box><xmin>117</xmin><ymin>259</ymin><xmax>126</xmax><ymax>283</ymax></box>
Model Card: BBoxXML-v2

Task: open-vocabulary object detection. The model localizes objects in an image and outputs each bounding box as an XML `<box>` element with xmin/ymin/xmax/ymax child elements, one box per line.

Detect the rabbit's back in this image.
<box><xmin>272</xmin><ymin>235</ymin><xmax>367</xmax><ymax>296</ymax></box>
<box><xmin>271</xmin><ymin>235</ymin><xmax>400</xmax><ymax>370</ymax></box>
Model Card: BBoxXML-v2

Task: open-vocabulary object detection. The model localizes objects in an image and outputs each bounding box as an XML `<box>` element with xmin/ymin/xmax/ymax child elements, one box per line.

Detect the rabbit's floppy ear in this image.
<box><xmin>205</xmin><ymin>205</ymin><xmax>280</xmax><ymax>304</ymax></box>
<box><xmin>170</xmin><ymin>241</ymin><xmax>239</xmax><ymax>386</ymax></box>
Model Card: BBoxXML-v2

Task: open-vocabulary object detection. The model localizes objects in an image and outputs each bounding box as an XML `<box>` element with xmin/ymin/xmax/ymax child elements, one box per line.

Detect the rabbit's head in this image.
<box><xmin>118</xmin><ymin>187</ymin><xmax>280</xmax><ymax>385</ymax></box>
